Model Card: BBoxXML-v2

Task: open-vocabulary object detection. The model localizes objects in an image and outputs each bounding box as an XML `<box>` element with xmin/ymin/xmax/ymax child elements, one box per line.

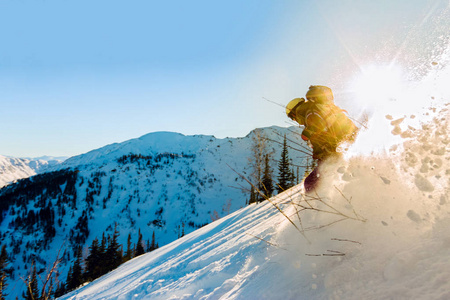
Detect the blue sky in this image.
<box><xmin>0</xmin><ymin>0</ymin><xmax>447</xmax><ymax>157</ymax></box>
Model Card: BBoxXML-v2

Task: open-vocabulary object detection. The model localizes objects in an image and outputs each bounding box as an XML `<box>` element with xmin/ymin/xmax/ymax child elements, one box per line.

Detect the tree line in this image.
<box><xmin>55</xmin><ymin>226</ymin><xmax>158</xmax><ymax>298</ymax></box>
<box><xmin>0</xmin><ymin>226</ymin><xmax>159</xmax><ymax>300</ymax></box>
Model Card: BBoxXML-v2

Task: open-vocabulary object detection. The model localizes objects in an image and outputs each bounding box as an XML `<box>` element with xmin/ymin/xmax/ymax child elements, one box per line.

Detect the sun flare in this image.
<box><xmin>350</xmin><ymin>64</ymin><xmax>407</xmax><ymax>111</ymax></box>
<box><xmin>345</xmin><ymin>64</ymin><xmax>412</xmax><ymax>156</ymax></box>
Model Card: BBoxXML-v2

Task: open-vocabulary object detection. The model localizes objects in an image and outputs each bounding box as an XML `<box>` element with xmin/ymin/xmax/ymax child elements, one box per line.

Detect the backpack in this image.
<box><xmin>303</xmin><ymin>101</ymin><xmax>357</xmax><ymax>144</ymax></box>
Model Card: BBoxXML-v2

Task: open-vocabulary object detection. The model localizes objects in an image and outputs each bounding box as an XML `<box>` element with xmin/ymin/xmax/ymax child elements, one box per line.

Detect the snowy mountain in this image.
<box><xmin>0</xmin><ymin>155</ymin><xmax>66</xmax><ymax>188</ymax></box>
<box><xmin>0</xmin><ymin>126</ymin><xmax>307</xmax><ymax>299</ymax></box>
<box><xmin>59</xmin><ymin>101</ymin><xmax>450</xmax><ymax>299</ymax></box>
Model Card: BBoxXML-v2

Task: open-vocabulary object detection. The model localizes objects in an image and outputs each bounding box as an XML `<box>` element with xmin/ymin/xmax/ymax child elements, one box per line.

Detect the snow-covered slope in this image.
<box><xmin>61</xmin><ymin>105</ymin><xmax>450</xmax><ymax>300</ymax></box>
<box><xmin>0</xmin><ymin>155</ymin><xmax>36</xmax><ymax>187</ymax></box>
<box><xmin>59</xmin><ymin>186</ymin><xmax>306</xmax><ymax>300</ymax></box>
<box><xmin>0</xmin><ymin>155</ymin><xmax>65</xmax><ymax>187</ymax></box>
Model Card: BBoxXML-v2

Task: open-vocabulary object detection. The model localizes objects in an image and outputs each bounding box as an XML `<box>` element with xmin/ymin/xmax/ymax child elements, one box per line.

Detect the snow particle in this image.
<box><xmin>380</xmin><ymin>176</ymin><xmax>391</xmax><ymax>185</ymax></box>
<box><xmin>341</xmin><ymin>172</ymin><xmax>353</xmax><ymax>181</ymax></box>
<box><xmin>391</xmin><ymin>126</ymin><xmax>402</xmax><ymax>135</ymax></box>
<box><xmin>400</xmin><ymin>131</ymin><xmax>413</xmax><ymax>139</ymax></box>
<box><xmin>337</xmin><ymin>166</ymin><xmax>346</xmax><ymax>174</ymax></box>
<box><xmin>419</xmin><ymin>163</ymin><xmax>429</xmax><ymax>173</ymax></box>
<box><xmin>405</xmin><ymin>152</ymin><xmax>418</xmax><ymax>166</ymax></box>
<box><xmin>432</xmin><ymin>148</ymin><xmax>446</xmax><ymax>156</ymax></box>
<box><xmin>391</xmin><ymin>117</ymin><xmax>405</xmax><ymax>126</ymax></box>
<box><xmin>407</xmin><ymin>210</ymin><xmax>422</xmax><ymax>223</ymax></box>
<box><xmin>414</xmin><ymin>174</ymin><xmax>434</xmax><ymax>192</ymax></box>
<box><xmin>433</xmin><ymin>158</ymin><xmax>443</xmax><ymax>169</ymax></box>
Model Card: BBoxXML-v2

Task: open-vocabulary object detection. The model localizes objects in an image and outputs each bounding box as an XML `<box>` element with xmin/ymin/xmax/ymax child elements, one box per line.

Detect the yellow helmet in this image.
<box><xmin>286</xmin><ymin>98</ymin><xmax>305</xmax><ymax>120</ymax></box>
<box><xmin>306</xmin><ymin>85</ymin><xmax>333</xmax><ymax>103</ymax></box>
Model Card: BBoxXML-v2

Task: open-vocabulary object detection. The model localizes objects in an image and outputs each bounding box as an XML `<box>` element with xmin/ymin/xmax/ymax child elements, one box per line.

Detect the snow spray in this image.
<box><xmin>273</xmin><ymin>22</ymin><xmax>450</xmax><ymax>299</ymax></box>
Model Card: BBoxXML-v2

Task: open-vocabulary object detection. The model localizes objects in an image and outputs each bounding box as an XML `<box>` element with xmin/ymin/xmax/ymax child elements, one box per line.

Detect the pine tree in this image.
<box><xmin>0</xmin><ymin>245</ymin><xmax>8</xmax><ymax>300</ymax></box>
<box><xmin>85</xmin><ymin>238</ymin><xmax>102</xmax><ymax>281</ymax></box>
<box><xmin>277</xmin><ymin>135</ymin><xmax>295</xmax><ymax>192</ymax></box>
<box><xmin>23</xmin><ymin>263</ymin><xmax>39</xmax><ymax>300</ymax></box>
<box><xmin>123</xmin><ymin>233</ymin><xmax>134</xmax><ymax>262</ymax></box>
<box><xmin>65</xmin><ymin>266</ymin><xmax>72</xmax><ymax>293</ymax></box>
<box><xmin>290</xmin><ymin>165</ymin><xmax>297</xmax><ymax>187</ymax></box>
<box><xmin>261</xmin><ymin>154</ymin><xmax>274</xmax><ymax>200</ymax></box>
<box><xmin>106</xmin><ymin>225</ymin><xmax>122</xmax><ymax>270</ymax></box>
<box><xmin>98</xmin><ymin>232</ymin><xmax>107</xmax><ymax>276</ymax></box>
<box><xmin>66</xmin><ymin>248</ymin><xmax>83</xmax><ymax>292</ymax></box>
<box><xmin>149</xmin><ymin>231</ymin><xmax>157</xmax><ymax>252</ymax></box>
<box><xmin>100</xmin><ymin>232</ymin><xmax>107</xmax><ymax>254</ymax></box>
<box><xmin>135</xmin><ymin>229</ymin><xmax>145</xmax><ymax>256</ymax></box>
<box><xmin>54</xmin><ymin>281</ymin><xmax>66</xmax><ymax>298</ymax></box>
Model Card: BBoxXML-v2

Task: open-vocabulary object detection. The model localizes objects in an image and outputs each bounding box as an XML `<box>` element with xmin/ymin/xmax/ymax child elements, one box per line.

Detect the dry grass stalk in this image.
<box><xmin>228</xmin><ymin>164</ymin><xmax>310</xmax><ymax>243</ymax></box>
<box><xmin>331</xmin><ymin>238</ymin><xmax>362</xmax><ymax>245</ymax></box>
<box><xmin>246</xmin><ymin>233</ymin><xmax>287</xmax><ymax>251</ymax></box>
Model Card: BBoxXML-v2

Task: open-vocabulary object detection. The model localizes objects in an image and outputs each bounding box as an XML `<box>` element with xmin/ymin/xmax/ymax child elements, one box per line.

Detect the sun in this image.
<box><xmin>349</xmin><ymin>64</ymin><xmax>407</xmax><ymax>112</ymax></box>
<box><xmin>343</xmin><ymin>63</ymin><xmax>413</xmax><ymax>156</ymax></box>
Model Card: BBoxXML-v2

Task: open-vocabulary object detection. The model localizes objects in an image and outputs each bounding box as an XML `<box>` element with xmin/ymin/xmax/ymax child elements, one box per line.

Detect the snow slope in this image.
<box><xmin>0</xmin><ymin>155</ymin><xmax>36</xmax><ymax>187</ymax></box>
<box><xmin>60</xmin><ymin>101</ymin><xmax>450</xmax><ymax>299</ymax></box>
<box><xmin>59</xmin><ymin>186</ymin><xmax>307</xmax><ymax>300</ymax></box>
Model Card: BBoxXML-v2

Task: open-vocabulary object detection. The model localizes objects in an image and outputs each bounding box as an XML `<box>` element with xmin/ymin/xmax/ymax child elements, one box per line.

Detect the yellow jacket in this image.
<box><xmin>290</xmin><ymin>100</ymin><xmax>357</xmax><ymax>159</ymax></box>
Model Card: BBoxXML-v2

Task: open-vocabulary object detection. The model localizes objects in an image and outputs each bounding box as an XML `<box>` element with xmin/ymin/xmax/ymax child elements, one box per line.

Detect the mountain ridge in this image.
<box><xmin>0</xmin><ymin>155</ymin><xmax>67</xmax><ymax>188</ymax></box>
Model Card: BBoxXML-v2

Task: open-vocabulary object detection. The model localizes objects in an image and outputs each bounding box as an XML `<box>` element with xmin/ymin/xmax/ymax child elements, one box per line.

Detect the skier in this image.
<box><xmin>286</xmin><ymin>85</ymin><xmax>358</xmax><ymax>191</ymax></box>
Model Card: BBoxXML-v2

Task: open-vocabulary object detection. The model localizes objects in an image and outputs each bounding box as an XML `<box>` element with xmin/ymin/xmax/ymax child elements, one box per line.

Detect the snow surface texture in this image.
<box><xmin>60</xmin><ymin>41</ymin><xmax>450</xmax><ymax>300</ymax></box>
